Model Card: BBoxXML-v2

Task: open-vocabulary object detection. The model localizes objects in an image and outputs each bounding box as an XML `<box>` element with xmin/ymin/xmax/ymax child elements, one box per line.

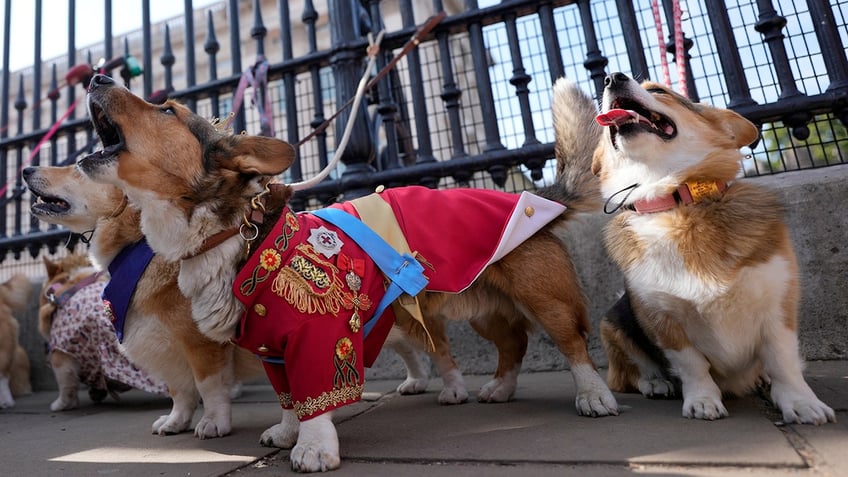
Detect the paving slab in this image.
<box><xmin>0</xmin><ymin>384</ymin><xmax>379</xmax><ymax>477</ymax></box>
<box><xmin>335</xmin><ymin>374</ymin><xmax>804</xmax><ymax>467</ymax></box>
<box><xmin>1</xmin><ymin>362</ymin><xmax>845</xmax><ymax>477</ymax></box>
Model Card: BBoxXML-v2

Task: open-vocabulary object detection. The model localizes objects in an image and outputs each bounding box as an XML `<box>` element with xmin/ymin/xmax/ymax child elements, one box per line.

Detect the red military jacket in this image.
<box><xmin>232</xmin><ymin>186</ymin><xmax>564</xmax><ymax>421</ymax></box>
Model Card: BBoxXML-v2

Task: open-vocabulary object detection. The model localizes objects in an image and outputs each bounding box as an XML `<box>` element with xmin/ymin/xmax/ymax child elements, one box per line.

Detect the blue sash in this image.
<box><xmin>311</xmin><ymin>207</ymin><xmax>428</xmax><ymax>338</ymax></box>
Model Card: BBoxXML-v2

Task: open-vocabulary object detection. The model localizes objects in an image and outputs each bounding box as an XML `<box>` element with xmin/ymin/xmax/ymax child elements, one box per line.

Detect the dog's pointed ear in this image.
<box><xmin>714</xmin><ymin>108</ymin><xmax>760</xmax><ymax>149</ymax></box>
<box><xmin>42</xmin><ymin>256</ymin><xmax>60</xmax><ymax>278</ymax></box>
<box><xmin>214</xmin><ymin>135</ymin><xmax>297</xmax><ymax>176</ymax></box>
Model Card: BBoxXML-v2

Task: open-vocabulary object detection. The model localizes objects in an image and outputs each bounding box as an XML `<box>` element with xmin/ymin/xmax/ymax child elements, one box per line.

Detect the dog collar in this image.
<box><xmin>45</xmin><ymin>271</ymin><xmax>104</xmax><ymax>307</ymax></box>
<box><xmin>183</xmin><ymin>182</ymin><xmax>289</xmax><ymax>261</ymax></box>
<box><xmin>626</xmin><ymin>180</ymin><xmax>728</xmax><ymax>214</ymax></box>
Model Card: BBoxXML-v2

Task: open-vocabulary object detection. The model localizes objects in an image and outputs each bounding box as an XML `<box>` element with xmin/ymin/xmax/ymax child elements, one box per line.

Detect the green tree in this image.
<box><xmin>748</xmin><ymin>114</ymin><xmax>848</xmax><ymax>175</ymax></box>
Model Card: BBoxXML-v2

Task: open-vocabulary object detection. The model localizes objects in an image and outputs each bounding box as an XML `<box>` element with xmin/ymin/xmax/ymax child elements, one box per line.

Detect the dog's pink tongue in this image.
<box><xmin>595</xmin><ymin>109</ymin><xmax>636</xmax><ymax>127</ymax></box>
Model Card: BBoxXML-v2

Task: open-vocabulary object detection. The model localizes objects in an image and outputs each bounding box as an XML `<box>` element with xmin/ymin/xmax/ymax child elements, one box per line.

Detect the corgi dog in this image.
<box><xmin>590</xmin><ymin>72</ymin><xmax>835</xmax><ymax>425</ymax></box>
<box><xmin>23</xmin><ymin>164</ymin><xmax>265</xmax><ymax>436</ymax></box>
<box><xmin>38</xmin><ymin>253</ymin><xmax>169</xmax><ymax>411</ymax></box>
<box><xmin>0</xmin><ymin>274</ymin><xmax>33</xmax><ymax>409</ymax></box>
<box><xmin>75</xmin><ymin>73</ymin><xmax>617</xmax><ymax>472</ymax></box>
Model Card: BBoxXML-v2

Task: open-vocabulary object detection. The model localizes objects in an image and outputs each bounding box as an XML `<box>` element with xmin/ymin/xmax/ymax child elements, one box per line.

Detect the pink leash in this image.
<box><xmin>226</xmin><ymin>55</ymin><xmax>275</xmax><ymax>137</ymax></box>
<box><xmin>651</xmin><ymin>0</ymin><xmax>687</xmax><ymax>97</ymax></box>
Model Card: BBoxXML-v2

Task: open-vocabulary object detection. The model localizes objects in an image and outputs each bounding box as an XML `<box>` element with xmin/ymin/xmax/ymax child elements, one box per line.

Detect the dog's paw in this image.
<box><xmin>290</xmin><ymin>440</ymin><xmax>341</xmax><ymax>473</ymax></box>
<box><xmin>260</xmin><ymin>410</ymin><xmax>300</xmax><ymax>448</ymax></box>
<box><xmin>396</xmin><ymin>377</ymin><xmax>428</xmax><ymax>395</ymax></box>
<box><xmin>437</xmin><ymin>368</ymin><xmax>469</xmax><ymax>405</ymax></box>
<box><xmin>638</xmin><ymin>377</ymin><xmax>676</xmax><ymax>398</ymax></box>
<box><xmin>289</xmin><ymin>413</ymin><xmax>340</xmax><ymax>472</ymax></box>
<box><xmin>575</xmin><ymin>387</ymin><xmax>620</xmax><ymax>417</ymax></box>
<box><xmin>50</xmin><ymin>398</ymin><xmax>78</xmax><ymax>411</ymax></box>
<box><xmin>477</xmin><ymin>377</ymin><xmax>516</xmax><ymax>403</ymax></box>
<box><xmin>0</xmin><ymin>382</ymin><xmax>15</xmax><ymax>409</ymax></box>
<box><xmin>194</xmin><ymin>415</ymin><xmax>231</xmax><ymax>439</ymax></box>
<box><xmin>152</xmin><ymin>414</ymin><xmax>192</xmax><ymax>435</ymax></box>
<box><xmin>50</xmin><ymin>395</ymin><xmax>79</xmax><ymax>411</ymax></box>
<box><xmin>260</xmin><ymin>422</ymin><xmax>298</xmax><ymax>448</ymax></box>
<box><xmin>571</xmin><ymin>364</ymin><xmax>619</xmax><ymax>417</ymax></box>
<box><xmin>777</xmin><ymin>397</ymin><xmax>836</xmax><ymax>425</ymax></box>
<box><xmin>438</xmin><ymin>384</ymin><xmax>469</xmax><ymax>405</ymax></box>
<box><xmin>682</xmin><ymin>396</ymin><xmax>728</xmax><ymax>420</ymax></box>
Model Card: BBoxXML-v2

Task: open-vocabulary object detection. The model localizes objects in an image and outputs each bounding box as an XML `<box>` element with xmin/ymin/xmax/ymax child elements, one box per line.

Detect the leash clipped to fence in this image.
<box><xmin>289</xmin><ymin>11</ymin><xmax>447</xmax><ymax>191</ymax></box>
<box><xmin>288</xmin><ymin>30</ymin><xmax>386</xmax><ymax>192</ymax></box>
<box><xmin>651</xmin><ymin>0</ymin><xmax>687</xmax><ymax>97</ymax></box>
<box><xmin>227</xmin><ymin>55</ymin><xmax>274</xmax><ymax>137</ymax></box>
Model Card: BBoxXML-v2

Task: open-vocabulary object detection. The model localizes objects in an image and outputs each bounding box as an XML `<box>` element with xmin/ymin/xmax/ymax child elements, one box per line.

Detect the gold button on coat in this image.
<box><xmin>524</xmin><ymin>206</ymin><xmax>535</xmax><ymax>217</ymax></box>
<box><xmin>254</xmin><ymin>303</ymin><xmax>267</xmax><ymax>316</ymax></box>
<box><xmin>257</xmin><ymin>345</ymin><xmax>269</xmax><ymax>353</ymax></box>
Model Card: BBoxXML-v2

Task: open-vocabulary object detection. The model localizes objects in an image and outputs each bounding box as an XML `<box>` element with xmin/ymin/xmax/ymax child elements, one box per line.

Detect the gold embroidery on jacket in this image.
<box><xmin>275</xmin><ymin>211</ymin><xmax>300</xmax><ymax>251</ymax></box>
<box><xmin>239</xmin><ymin>211</ymin><xmax>299</xmax><ymax>297</ymax></box>
<box><xmin>333</xmin><ymin>337</ymin><xmax>360</xmax><ymax>389</ymax></box>
<box><xmin>272</xmin><ymin>244</ymin><xmax>351</xmax><ymax>315</ymax></box>
<box><xmin>278</xmin><ymin>391</ymin><xmax>293</xmax><ymax>408</ymax></box>
<box><xmin>293</xmin><ymin>385</ymin><xmax>364</xmax><ymax>419</ymax></box>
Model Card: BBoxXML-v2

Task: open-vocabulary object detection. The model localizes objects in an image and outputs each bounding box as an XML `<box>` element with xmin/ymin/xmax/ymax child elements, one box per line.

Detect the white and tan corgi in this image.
<box><xmin>24</xmin><ymin>164</ymin><xmax>265</xmax><ymax>436</ymax></box>
<box><xmin>590</xmin><ymin>72</ymin><xmax>835</xmax><ymax>425</ymax></box>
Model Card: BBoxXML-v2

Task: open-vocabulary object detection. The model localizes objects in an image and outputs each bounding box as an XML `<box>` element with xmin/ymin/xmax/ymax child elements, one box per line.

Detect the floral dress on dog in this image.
<box><xmin>49</xmin><ymin>279</ymin><xmax>167</xmax><ymax>396</ymax></box>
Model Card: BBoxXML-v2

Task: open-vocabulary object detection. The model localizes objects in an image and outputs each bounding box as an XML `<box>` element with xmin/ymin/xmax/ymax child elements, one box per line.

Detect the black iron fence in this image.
<box><xmin>0</xmin><ymin>0</ymin><xmax>846</xmax><ymax>272</ymax></box>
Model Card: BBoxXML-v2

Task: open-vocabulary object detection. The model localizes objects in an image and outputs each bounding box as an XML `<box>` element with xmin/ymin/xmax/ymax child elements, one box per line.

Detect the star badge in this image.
<box><xmin>308</xmin><ymin>226</ymin><xmax>344</xmax><ymax>258</ymax></box>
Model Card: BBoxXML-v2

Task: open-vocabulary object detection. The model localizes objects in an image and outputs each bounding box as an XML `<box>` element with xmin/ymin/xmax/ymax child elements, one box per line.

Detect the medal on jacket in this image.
<box><xmin>338</xmin><ymin>253</ymin><xmax>371</xmax><ymax>333</ymax></box>
<box><xmin>308</xmin><ymin>226</ymin><xmax>343</xmax><ymax>258</ymax></box>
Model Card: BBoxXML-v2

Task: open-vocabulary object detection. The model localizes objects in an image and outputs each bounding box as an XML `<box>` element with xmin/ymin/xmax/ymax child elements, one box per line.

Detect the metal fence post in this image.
<box><xmin>327</xmin><ymin>0</ymin><xmax>375</xmax><ymax>199</ymax></box>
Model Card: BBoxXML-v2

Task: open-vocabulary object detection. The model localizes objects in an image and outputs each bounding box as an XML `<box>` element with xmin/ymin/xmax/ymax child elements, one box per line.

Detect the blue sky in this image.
<box><xmin>1</xmin><ymin>0</ymin><xmax>220</xmax><ymax>72</ymax></box>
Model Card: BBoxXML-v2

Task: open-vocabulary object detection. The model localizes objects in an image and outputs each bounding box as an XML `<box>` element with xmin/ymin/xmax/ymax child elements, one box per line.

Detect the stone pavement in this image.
<box><xmin>0</xmin><ymin>361</ymin><xmax>845</xmax><ymax>477</ymax></box>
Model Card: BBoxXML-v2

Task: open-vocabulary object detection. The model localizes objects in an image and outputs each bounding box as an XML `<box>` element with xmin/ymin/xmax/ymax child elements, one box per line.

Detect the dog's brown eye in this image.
<box><xmin>646</xmin><ymin>87</ymin><xmax>667</xmax><ymax>94</ymax></box>
<box><xmin>161</xmin><ymin>106</ymin><xmax>176</xmax><ymax>115</ymax></box>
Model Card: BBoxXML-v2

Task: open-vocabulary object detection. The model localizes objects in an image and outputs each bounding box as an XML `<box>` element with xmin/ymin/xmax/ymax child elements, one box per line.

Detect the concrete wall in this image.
<box><xmin>15</xmin><ymin>165</ymin><xmax>848</xmax><ymax>390</ymax></box>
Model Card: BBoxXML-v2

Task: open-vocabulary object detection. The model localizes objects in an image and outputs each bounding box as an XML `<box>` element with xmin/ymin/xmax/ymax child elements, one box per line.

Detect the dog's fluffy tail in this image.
<box><xmin>537</xmin><ymin>78</ymin><xmax>601</xmax><ymax>217</ymax></box>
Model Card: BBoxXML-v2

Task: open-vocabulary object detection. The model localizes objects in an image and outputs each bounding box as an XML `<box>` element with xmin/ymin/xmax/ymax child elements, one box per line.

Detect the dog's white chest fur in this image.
<box><xmin>626</xmin><ymin>216</ymin><xmax>727</xmax><ymax>303</ymax></box>
<box><xmin>624</xmin><ymin>215</ymin><xmax>794</xmax><ymax>372</ymax></box>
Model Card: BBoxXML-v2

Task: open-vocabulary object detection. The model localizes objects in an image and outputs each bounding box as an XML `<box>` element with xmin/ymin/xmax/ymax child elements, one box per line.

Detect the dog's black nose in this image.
<box><xmin>21</xmin><ymin>167</ymin><xmax>34</xmax><ymax>181</ymax></box>
<box><xmin>89</xmin><ymin>74</ymin><xmax>115</xmax><ymax>90</ymax></box>
<box><xmin>604</xmin><ymin>72</ymin><xmax>631</xmax><ymax>88</ymax></box>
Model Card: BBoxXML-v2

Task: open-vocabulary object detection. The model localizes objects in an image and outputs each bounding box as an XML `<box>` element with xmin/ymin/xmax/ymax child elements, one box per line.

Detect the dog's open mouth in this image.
<box><xmin>596</xmin><ymin>98</ymin><xmax>677</xmax><ymax>147</ymax></box>
<box><xmin>83</xmin><ymin>101</ymin><xmax>125</xmax><ymax>164</ymax></box>
<box><xmin>31</xmin><ymin>193</ymin><xmax>70</xmax><ymax>216</ymax></box>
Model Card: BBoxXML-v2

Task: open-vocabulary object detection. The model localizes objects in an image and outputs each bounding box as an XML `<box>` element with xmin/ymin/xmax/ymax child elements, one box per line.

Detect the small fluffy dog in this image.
<box><xmin>38</xmin><ymin>254</ymin><xmax>168</xmax><ymax>411</ymax></box>
<box><xmin>76</xmin><ymin>74</ymin><xmax>617</xmax><ymax>472</ymax></box>
<box><xmin>590</xmin><ymin>72</ymin><xmax>835</xmax><ymax>425</ymax></box>
<box><xmin>23</xmin><ymin>164</ymin><xmax>266</xmax><ymax>437</ymax></box>
<box><xmin>0</xmin><ymin>274</ymin><xmax>33</xmax><ymax>408</ymax></box>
